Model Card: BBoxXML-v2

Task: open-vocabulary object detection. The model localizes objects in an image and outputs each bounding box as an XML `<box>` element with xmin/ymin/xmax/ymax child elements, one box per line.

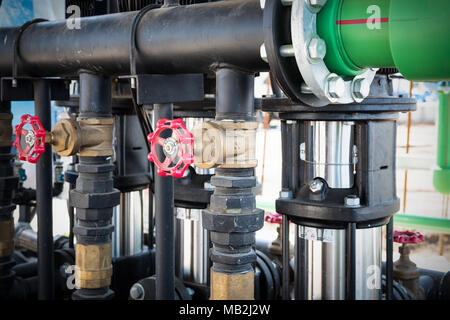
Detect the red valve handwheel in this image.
<box><xmin>147</xmin><ymin>118</ymin><xmax>194</xmax><ymax>178</ymax></box>
<box><xmin>13</xmin><ymin>114</ymin><xmax>46</xmax><ymax>163</ymax></box>
<box><xmin>265</xmin><ymin>212</ymin><xmax>282</xmax><ymax>224</ymax></box>
<box><xmin>393</xmin><ymin>230</ymin><xmax>424</xmax><ymax>244</ymax></box>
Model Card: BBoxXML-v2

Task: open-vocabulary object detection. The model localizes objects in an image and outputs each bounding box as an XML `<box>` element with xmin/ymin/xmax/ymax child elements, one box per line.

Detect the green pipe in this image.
<box><xmin>393</xmin><ymin>214</ymin><xmax>450</xmax><ymax>235</ymax></box>
<box><xmin>433</xmin><ymin>90</ymin><xmax>450</xmax><ymax>194</ymax></box>
<box><xmin>317</xmin><ymin>0</ymin><xmax>450</xmax><ymax>81</ymax></box>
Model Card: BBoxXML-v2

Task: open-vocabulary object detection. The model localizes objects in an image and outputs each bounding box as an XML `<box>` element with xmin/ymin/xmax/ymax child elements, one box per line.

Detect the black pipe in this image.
<box><xmin>153</xmin><ymin>103</ymin><xmax>175</xmax><ymax>300</ymax></box>
<box><xmin>345</xmin><ymin>222</ymin><xmax>356</xmax><ymax>300</ymax></box>
<box><xmin>33</xmin><ymin>79</ymin><xmax>55</xmax><ymax>300</ymax></box>
<box><xmin>0</xmin><ymin>102</ymin><xmax>19</xmax><ymax>299</ymax></box>
<box><xmin>282</xmin><ymin>214</ymin><xmax>290</xmax><ymax>300</ymax></box>
<box><xmin>386</xmin><ymin>217</ymin><xmax>394</xmax><ymax>300</ymax></box>
<box><xmin>216</xmin><ymin>68</ymin><xmax>255</xmax><ymax>121</ymax></box>
<box><xmin>280</xmin><ymin>120</ymin><xmax>292</xmax><ymax>300</ymax></box>
<box><xmin>0</xmin><ymin>0</ymin><xmax>266</xmax><ymax>77</ymax></box>
<box><xmin>148</xmin><ymin>189</ymin><xmax>154</xmax><ymax>249</ymax></box>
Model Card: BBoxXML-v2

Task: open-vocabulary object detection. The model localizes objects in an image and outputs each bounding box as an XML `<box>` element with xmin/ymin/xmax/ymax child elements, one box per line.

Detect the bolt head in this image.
<box><xmin>260</xmin><ymin>44</ymin><xmax>268</xmax><ymax>63</ymax></box>
<box><xmin>353</xmin><ymin>78</ymin><xmax>370</xmax><ymax>99</ymax></box>
<box><xmin>308</xmin><ymin>37</ymin><xmax>326</xmax><ymax>60</ymax></box>
<box><xmin>309</xmin><ymin>179</ymin><xmax>324</xmax><ymax>193</ymax></box>
<box><xmin>308</xmin><ymin>0</ymin><xmax>327</xmax><ymax>11</ymax></box>
<box><xmin>130</xmin><ymin>283</ymin><xmax>145</xmax><ymax>300</ymax></box>
<box><xmin>327</xmin><ymin>76</ymin><xmax>345</xmax><ymax>99</ymax></box>
<box><xmin>279</xmin><ymin>190</ymin><xmax>293</xmax><ymax>199</ymax></box>
<box><xmin>344</xmin><ymin>195</ymin><xmax>360</xmax><ymax>207</ymax></box>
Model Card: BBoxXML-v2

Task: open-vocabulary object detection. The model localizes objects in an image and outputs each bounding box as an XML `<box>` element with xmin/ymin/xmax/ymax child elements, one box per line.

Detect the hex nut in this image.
<box><xmin>327</xmin><ymin>76</ymin><xmax>345</xmax><ymax>99</ymax></box>
<box><xmin>353</xmin><ymin>78</ymin><xmax>371</xmax><ymax>100</ymax></box>
<box><xmin>308</xmin><ymin>37</ymin><xmax>326</xmax><ymax>60</ymax></box>
<box><xmin>344</xmin><ymin>195</ymin><xmax>360</xmax><ymax>207</ymax></box>
<box><xmin>279</xmin><ymin>190</ymin><xmax>293</xmax><ymax>199</ymax></box>
<box><xmin>211</xmin><ymin>175</ymin><xmax>256</xmax><ymax>188</ymax></box>
<box><xmin>69</xmin><ymin>189</ymin><xmax>120</xmax><ymax>209</ymax></box>
<box><xmin>210</xmin><ymin>250</ymin><xmax>256</xmax><ymax>265</ymax></box>
<box><xmin>210</xmin><ymin>231</ymin><xmax>255</xmax><ymax>247</ymax></box>
<box><xmin>202</xmin><ymin>209</ymin><xmax>264</xmax><ymax>233</ymax></box>
<box><xmin>210</xmin><ymin>194</ymin><xmax>256</xmax><ymax>211</ymax></box>
<box><xmin>309</xmin><ymin>0</ymin><xmax>327</xmax><ymax>10</ymax></box>
<box><xmin>76</xmin><ymin>178</ymin><xmax>114</xmax><ymax>194</ymax></box>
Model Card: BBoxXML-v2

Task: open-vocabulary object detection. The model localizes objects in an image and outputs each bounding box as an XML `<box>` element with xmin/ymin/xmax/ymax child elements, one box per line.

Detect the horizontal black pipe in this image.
<box><xmin>0</xmin><ymin>0</ymin><xmax>266</xmax><ymax>77</ymax></box>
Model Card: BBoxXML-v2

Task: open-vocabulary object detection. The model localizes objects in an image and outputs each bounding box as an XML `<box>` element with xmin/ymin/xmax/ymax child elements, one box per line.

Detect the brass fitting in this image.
<box><xmin>46</xmin><ymin>117</ymin><xmax>114</xmax><ymax>157</ymax></box>
<box><xmin>0</xmin><ymin>219</ymin><xmax>14</xmax><ymax>258</ymax></box>
<box><xmin>0</xmin><ymin>113</ymin><xmax>13</xmax><ymax>147</ymax></box>
<box><xmin>210</xmin><ymin>269</ymin><xmax>254</xmax><ymax>300</ymax></box>
<box><xmin>192</xmin><ymin>121</ymin><xmax>258</xmax><ymax>169</ymax></box>
<box><xmin>75</xmin><ymin>243</ymin><xmax>113</xmax><ymax>289</ymax></box>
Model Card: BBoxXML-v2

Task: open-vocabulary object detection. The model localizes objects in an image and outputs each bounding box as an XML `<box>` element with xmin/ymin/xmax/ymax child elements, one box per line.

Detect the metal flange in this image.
<box><xmin>290</xmin><ymin>0</ymin><xmax>377</xmax><ymax>106</ymax></box>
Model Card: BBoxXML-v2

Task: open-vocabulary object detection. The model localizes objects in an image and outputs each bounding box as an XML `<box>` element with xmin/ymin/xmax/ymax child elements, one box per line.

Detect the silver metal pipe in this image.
<box><xmin>302</xmin><ymin>121</ymin><xmax>356</xmax><ymax>188</ymax></box>
<box><xmin>299</xmin><ymin>225</ymin><xmax>382</xmax><ymax>300</ymax></box>
<box><xmin>176</xmin><ymin>208</ymin><xmax>210</xmax><ymax>285</ymax></box>
<box><xmin>112</xmin><ymin>191</ymin><xmax>144</xmax><ymax>257</ymax></box>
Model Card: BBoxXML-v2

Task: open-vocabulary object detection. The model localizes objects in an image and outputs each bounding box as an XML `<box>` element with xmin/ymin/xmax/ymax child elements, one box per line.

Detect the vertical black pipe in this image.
<box><xmin>297</xmin><ymin>235</ymin><xmax>308</xmax><ymax>299</ymax></box>
<box><xmin>282</xmin><ymin>214</ymin><xmax>290</xmax><ymax>300</ymax></box>
<box><xmin>154</xmin><ymin>103</ymin><xmax>175</xmax><ymax>300</ymax></box>
<box><xmin>0</xmin><ymin>102</ymin><xmax>19</xmax><ymax>299</ymax></box>
<box><xmin>148</xmin><ymin>189</ymin><xmax>154</xmax><ymax>249</ymax></box>
<box><xmin>345</xmin><ymin>222</ymin><xmax>356</xmax><ymax>300</ymax></box>
<box><xmin>215</xmin><ymin>68</ymin><xmax>254</xmax><ymax>121</ymax></box>
<box><xmin>33</xmin><ymin>79</ymin><xmax>54</xmax><ymax>300</ymax></box>
<box><xmin>386</xmin><ymin>217</ymin><xmax>394</xmax><ymax>300</ymax></box>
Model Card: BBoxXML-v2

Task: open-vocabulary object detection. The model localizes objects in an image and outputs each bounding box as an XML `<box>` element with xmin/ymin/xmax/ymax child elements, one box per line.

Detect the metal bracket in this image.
<box><xmin>120</xmin><ymin>74</ymin><xmax>204</xmax><ymax>105</ymax></box>
<box><xmin>0</xmin><ymin>77</ymin><xmax>69</xmax><ymax>102</ymax></box>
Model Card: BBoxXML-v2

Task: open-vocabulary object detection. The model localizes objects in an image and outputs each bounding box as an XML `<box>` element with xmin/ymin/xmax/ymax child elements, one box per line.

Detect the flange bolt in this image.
<box><xmin>327</xmin><ymin>76</ymin><xmax>345</xmax><ymax>99</ymax></box>
<box><xmin>307</xmin><ymin>0</ymin><xmax>328</xmax><ymax>12</ymax></box>
<box><xmin>353</xmin><ymin>78</ymin><xmax>371</xmax><ymax>100</ymax></box>
<box><xmin>344</xmin><ymin>195</ymin><xmax>360</xmax><ymax>207</ymax></box>
<box><xmin>308</xmin><ymin>37</ymin><xmax>326</xmax><ymax>61</ymax></box>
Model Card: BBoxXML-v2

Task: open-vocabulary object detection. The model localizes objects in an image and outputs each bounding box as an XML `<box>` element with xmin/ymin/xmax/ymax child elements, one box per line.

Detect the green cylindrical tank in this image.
<box><xmin>317</xmin><ymin>0</ymin><xmax>450</xmax><ymax>81</ymax></box>
<box><xmin>434</xmin><ymin>90</ymin><xmax>450</xmax><ymax>194</ymax></box>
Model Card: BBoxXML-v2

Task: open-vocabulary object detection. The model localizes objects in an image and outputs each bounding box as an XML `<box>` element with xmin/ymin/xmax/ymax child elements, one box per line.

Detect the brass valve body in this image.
<box><xmin>192</xmin><ymin>120</ymin><xmax>258</xmax><ymax>169</ymax></box>
<box><xmin>46</xmin><ymin>117</ymin><xmax>114</xmax><ymax>157</ymax></box>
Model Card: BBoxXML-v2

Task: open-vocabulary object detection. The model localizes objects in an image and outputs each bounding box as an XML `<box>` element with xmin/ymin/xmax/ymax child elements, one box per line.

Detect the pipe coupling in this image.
<box><xmin>0</xmin><ymin>219</ymin><xmax>14</xmax><ymax>258</ymax></box>
<box><xmin>0</xmin><ymin>113</ymin><xmax>13</xmax><ymax>147</ymax></box>
<box><xmin>75</xmin><ymin>243</ymin><xmax>113</xmax><ymax>289</ymax></box>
